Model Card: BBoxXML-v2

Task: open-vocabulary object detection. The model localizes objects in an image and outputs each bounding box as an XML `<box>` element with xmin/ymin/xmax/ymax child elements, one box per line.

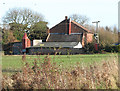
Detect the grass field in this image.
<box><xmin>2</xmin><ymin>53</ymin><xmax>118</xmax><ymax>75</ymax></box>
<box><xmin>2</xmin><ymin>53</ymin><xmax>119</xmax><ymax>89</ymax></box>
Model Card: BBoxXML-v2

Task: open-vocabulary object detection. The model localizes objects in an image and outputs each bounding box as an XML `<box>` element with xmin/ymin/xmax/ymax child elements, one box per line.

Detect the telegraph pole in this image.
<box><xmin>92</xmin><ymin>21</ymin><xmax>100</xmax><ymax>43</ymax></box>
<box><xmin>92</xmin><ymin>21</ymin><xmax>100</xmax><ymax>52</ymax></box>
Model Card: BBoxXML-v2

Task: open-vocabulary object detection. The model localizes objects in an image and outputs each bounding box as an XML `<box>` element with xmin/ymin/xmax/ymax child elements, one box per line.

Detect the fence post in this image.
<box><xmin>22</xmin><ymin>53</ymin><xmax>26</xmax><ymax>61</ymax></box>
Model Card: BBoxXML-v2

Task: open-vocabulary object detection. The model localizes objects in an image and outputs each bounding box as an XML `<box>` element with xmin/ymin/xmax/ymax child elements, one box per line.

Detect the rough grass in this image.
<box><xmin>2</xmin><ymin>53</ymin><xmax>119</xmax><ymax>89</ymax></box>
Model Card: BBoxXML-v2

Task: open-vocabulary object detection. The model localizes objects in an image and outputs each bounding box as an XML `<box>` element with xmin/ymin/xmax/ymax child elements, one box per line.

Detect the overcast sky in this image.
<box><xmin>0</xmin><ymin>0</ymin><xmax>119</xmax><ymax>28</ymax></box>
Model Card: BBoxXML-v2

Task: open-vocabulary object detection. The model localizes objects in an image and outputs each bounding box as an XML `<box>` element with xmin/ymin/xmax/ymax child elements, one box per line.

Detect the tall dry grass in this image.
<box><xmin>2</xmin><ymin>55</ymin><xmax>119</xmax><ymax>89</ymax></box>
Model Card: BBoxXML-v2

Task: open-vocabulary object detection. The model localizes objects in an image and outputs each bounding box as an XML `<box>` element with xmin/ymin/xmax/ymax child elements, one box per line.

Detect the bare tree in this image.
<box><xmin>69</xmin><ymin>14</ymin><xmax>89</xmax><ymax>26</ymax></box>
<box><xmin>2</xmin><ymin>8</ymin><xmax>44</xmax><ymax>26</ymax></box>
<box><xmin>2</xmin><ymin>8</ymin><xmax>48</xmax><ymax>41</ymax></box>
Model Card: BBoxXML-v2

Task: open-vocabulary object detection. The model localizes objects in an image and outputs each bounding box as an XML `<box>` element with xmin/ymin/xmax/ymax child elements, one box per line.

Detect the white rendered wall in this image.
<box><xmin>73</xmin><ymin>42</ymin><xmax>82</xmax><ymax>48</ymax></box>
<box><xmin>33</xmin><ymin>40</ymin><xmax>42</xmax><ymax>46</ymax></box>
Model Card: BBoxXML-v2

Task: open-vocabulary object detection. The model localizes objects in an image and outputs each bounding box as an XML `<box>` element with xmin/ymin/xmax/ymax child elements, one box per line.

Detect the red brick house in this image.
<box><xmin>4</xmin><ymin>16</ymin><xmax>93</xmax><ymax>55</ymax></box>
<box><xmin>46</xmin><ymin>16</ymin><xmax>93</xmax><ymax>47</ymax></box>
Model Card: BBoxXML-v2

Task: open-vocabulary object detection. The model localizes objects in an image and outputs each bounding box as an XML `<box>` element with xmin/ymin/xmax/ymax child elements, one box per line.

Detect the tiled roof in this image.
<box><xmin>47</xmin><ymin>34</ymin><xmax>82</xmax><ymax>42</ymax></box>
<box><xmin>29</xmin><ymin>42</ymin><xmax>80</xmax><ymax>48</ymax></box>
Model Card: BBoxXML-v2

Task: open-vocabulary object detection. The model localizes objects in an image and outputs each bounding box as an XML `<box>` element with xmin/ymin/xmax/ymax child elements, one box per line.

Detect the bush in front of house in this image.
<box><xmin>83</xmin><ymin>43</ymin><xmax>95</xmax><ymax>54</ymax></box>
<box><xmin>104</xmin><ymin>44</ymin><xmax>120</xmax><ymax>53</ymax></box>
<box><xmin>83</xmin><ymin>43</ymin><xmax>101</xmax><ymax>54</ymax></box>
<box><xmin>84</xmin><ymin>43</ymin><xmax>120</xmax><ymax>54</ymax></box>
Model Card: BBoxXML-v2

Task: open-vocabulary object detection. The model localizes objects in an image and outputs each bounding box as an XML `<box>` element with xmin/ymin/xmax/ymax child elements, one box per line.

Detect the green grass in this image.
<box><xmin>2</xmin><ymin>53</ymin><xmax>118</xmax><ymax>75</ymax></box>
<box><xmin>52</xmin><ymin>53</ymin><xmax>118</xmax><ymax>69</ymax></box>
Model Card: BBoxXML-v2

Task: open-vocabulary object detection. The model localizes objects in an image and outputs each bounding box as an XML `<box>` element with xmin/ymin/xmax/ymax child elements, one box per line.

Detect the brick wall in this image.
<box><xmin>71</xmin><ymin>22</ymin><xmax>84</xmax><ymax>33</ymax></box>
<box><xmin>81</xmin><ymin>33</ymin><xmax>93</xmax><ymax>47</ymax></box>
<box><xmin>50</xmin><ymin>19</ymin><xmax>86</xmax><ymax>34</ymax></box>
<box><xmin>87</xmin><ymin>33</ymin><xmax>93</xmax><ymax>43</ymax></box>
<box><xmin>50</xmin><ymin>20</ymin><xmax>68</xmax><ymax>34</ymax></box>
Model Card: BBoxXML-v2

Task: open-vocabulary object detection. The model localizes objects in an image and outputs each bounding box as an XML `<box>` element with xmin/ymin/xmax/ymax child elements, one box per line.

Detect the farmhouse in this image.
<box><xmin>46</xmin><ymin>16</ymin><xmax>93</xmax><ymax>46</ymax></box>
<box><xmin>26</xmin><ymin>16</ymin><xmax>93</xmax><ymax>55</ymax></box>
<box><xmin>3</xmin><ymin>16</ymin><xmax>93</xmax><ymax>55</ymax></box>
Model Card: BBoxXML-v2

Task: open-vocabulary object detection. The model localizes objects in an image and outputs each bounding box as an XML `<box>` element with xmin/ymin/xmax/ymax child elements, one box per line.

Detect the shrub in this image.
<box><xmin>83</xmin><ymin>43</ymin><xmax>95</xmax><ymax>54</ymax></box>
<box><xmin>84</xmin><ymin>43</ymin><xmax>120</xmax><ymax>54</ymax></box>
<box><xmin>2</xmin><ymin>55</ymin><xmax>119</xmax><ymax>89</ymax></box>
<box><xmin>104</xmin><ymin>45</ymin><xmax>120</xmax><ymax>53</ymax></box>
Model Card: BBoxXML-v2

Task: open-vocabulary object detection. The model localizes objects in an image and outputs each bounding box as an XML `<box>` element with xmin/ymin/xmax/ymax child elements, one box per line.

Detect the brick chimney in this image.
<box><xmin>65</xmin><ymin>16</ymin><xmax>68</xmax><ymax>34</ymax></box>
<box><xmin>65</xmin><ymin>16</ymin><xmax>71</xmax><ymax>35</ymax></box>
<box><xmin>65</xmin><ymin>16</ymin><xmax>68</xmax><ymax>20</ymax></box>
<box><xmin>68</xmin><ymin>18</ymin><xmax>71</xmax><ymax>35</ymax></box>
<box><xmin>22</xmin><ymin>33</ymin><xmax>31</xmax><ymax>49</ymax></box>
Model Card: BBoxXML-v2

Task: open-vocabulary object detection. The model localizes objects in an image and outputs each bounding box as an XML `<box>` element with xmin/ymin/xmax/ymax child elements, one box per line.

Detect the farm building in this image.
<box><xmin>3</xmin><ymin>33</ymin><xmax>31</xmax><ymax>55</ymax></box>
<box><xmin>46</xmin><ymin>16</ymin><xmax>93</xmax><ymax>46</ymax></box>
<box><xmin>26</xmin><ymin>42</ymin><xmax>83</xmax><ymax>55</ymax></box>
<box><xmin>26</xmin><ymin>16</ymin><xmax>93</xmax><ymax>54</ymax></box>
<box><xmin>3</xmin><ymin>16</ymin><xmax>93</xmax><ymax>55</ymax></box>
<box><xmin>3</xmin><ymin>42</ymin><xmax>22</xmax><ymax>55</ymax></box>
